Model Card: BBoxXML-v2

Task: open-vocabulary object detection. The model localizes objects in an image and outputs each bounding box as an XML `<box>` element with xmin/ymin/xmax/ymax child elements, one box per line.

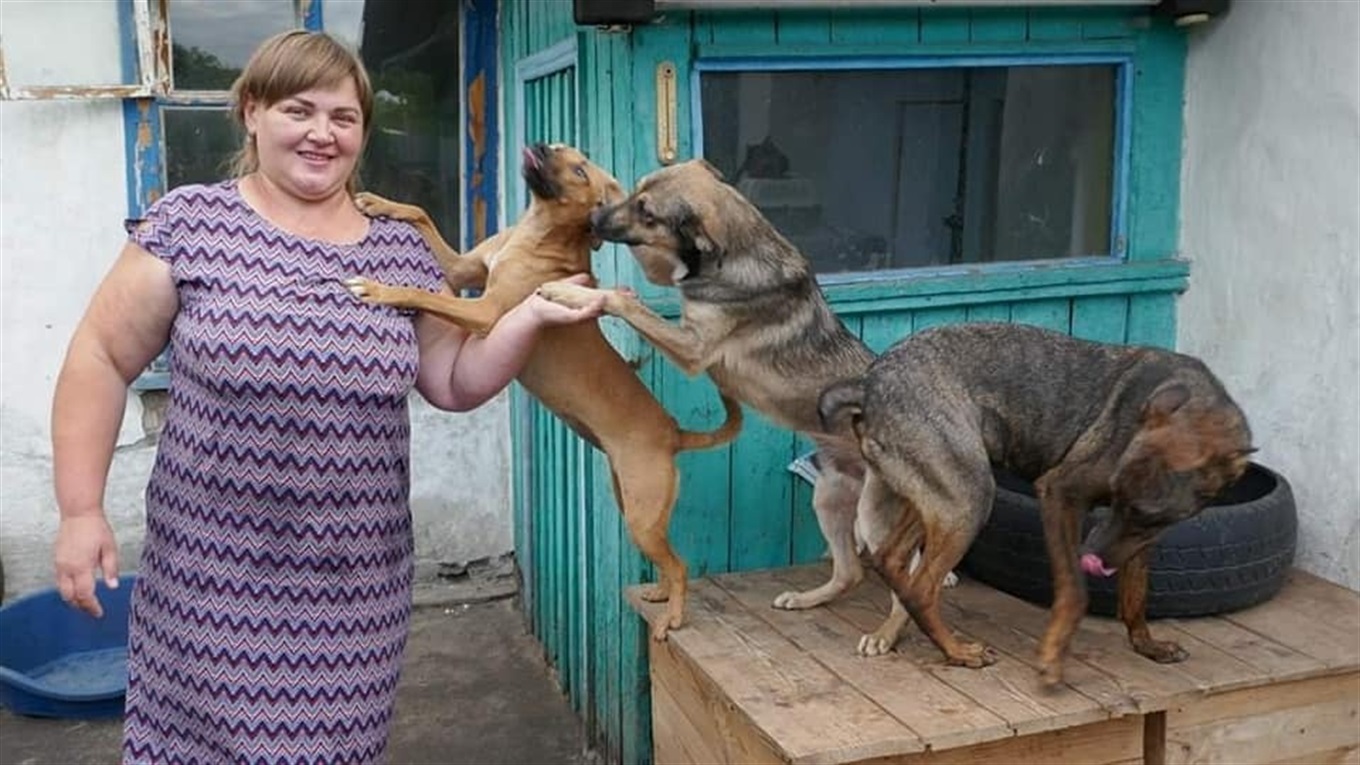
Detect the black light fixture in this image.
<box><xmin>573</xmin><ymin>0</ymin><xmax>657</xmax><ymax>26</ymax></box>
<box><xmin>1154</xmin><ymin>0</ymin><xmax>1232</xmax><ymax>27</ymax></box>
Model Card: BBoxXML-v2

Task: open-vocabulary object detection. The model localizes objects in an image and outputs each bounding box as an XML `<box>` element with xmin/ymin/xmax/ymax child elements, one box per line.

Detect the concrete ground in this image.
<box><xmin>0</xmin><ymin>573</ymin><xmax>599</xmax><ymax>765</ymax></box>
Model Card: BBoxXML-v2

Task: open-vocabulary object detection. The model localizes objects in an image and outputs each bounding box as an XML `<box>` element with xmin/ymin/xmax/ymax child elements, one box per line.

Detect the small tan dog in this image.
<box><xmin>346</xmin><ymin>144</ymin><xmax>741</xmax><ymax>640</ymax></box>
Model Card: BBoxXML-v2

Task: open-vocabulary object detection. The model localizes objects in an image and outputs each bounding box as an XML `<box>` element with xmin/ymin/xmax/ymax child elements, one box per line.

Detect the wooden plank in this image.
<box><xmin>965</xmin><ymin>303</ymin><xmax>1010</xmax><ymax>323</ymax></box>
<box><xmin>705</xmin><ymin>9</ymin><xmax>776</xmax><ymax>46</ymax></box>
<box><xmin>1165</xmin><ymin>614</ymin><xmax>1327</xmax><ymax>686</ymax></box>
<box><xmin>1071</xmin><ymin>294</ymin><xmax>1129</xmax><ymax>344</ymax></box>
<box><xmin>968</xmin><ymin>10</ymin><xmax>1027</xmax><ymax>43</ymax></box>
<box><xmin>1010</xmin><ymin>298</ymin><xmax>1072</xmax><ymax>334</ymax></box>
<box><xmin>1222</xmin><ymin>579</ymin><xmax>1360</xmax><ymax>671</ymax></box>
<box><xmin>911</xmin><ymin>307</ymin><xmax>967</xmax><ymax>333</ymax></box>
<box><xmin>650</xmin><ymin>640</ymin><xmax>781</xmax><ymax>765</ymax></box>
<box><xmin>658</xmin><ymin>365</ymin><xmax>733</xmax><ymax>579</ymax></box>
<box><xmin>919</xmin><ymin>9</ymin><xmax>969</xmax><ymax>44</ymax></box>
<box><xmin>776</xmin><ymin>10</ymin><xmax>832</xmax><ymax>46</ymax></box>
<box><xmin>792</xmin><ymin>564</ymin><xmax>1124</xmax><ymax>734</ymax></box>
<box><xmin>886</xmin><ymin>715</ymin><xmax>1144</xmax><ymax>765</ymax></box>
<box><xmin>1073</xmin><ymin>608</ymin><xmax>1271</xmax><ymax>695</ymax></box>
<box><xmin>861</xmin><ymin>311</ymin><xmax>911</xmax><ymax>354</ymax></box>
<box><xmin>940</xmin><ymin>571</ymin><xmax>1203</xmax><ymax>713</ymax></box>
<box><xmin>659</xmin><ymin>579</ymin><xmax>924</xmax><ymax>764</ymax></box>
<box><xmin>790</xmin><ymin>436</ymin><xmax>825</xmax><ymax>566</ymax></box>
<box><xmin>1125</xmin><ymin>291</ymin><xmax>1176</xmax><ymax>348</ymax></box>
<box><xmin>1026</xmin><ymin>8</ymin><xmax>1084</xmax><ymax>42</ymax></box>
<box><xmin>1270</xmin><ymin>745</ymin><xmax>1360</xmax><ymax>765</ymax></box>
<box><xmin>1164</xmin><ymin>673</ymin><xmax>1360</xmax><ymax>765</ymax></box>
<box><xmin>715</xmin><ymin>567</ymin><xmax>1009</xmax><ymax>752</ymax></box>
<box><xmin>730</xmin><ymin>414</ymin><xmax>797</xmax><ymax>572</ymax></box>
<box><xmin>830</xmin><ymin>9</ymin><xmax>919</xmax><ymax>46</ymax></box>
<box><xmin>1270</xmin><ymin>569</ymin><xmax>1360</xmax><ymax>636</ymax></box>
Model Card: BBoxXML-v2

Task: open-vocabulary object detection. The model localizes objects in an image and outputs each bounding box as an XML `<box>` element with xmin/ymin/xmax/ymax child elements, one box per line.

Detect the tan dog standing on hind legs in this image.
<box><xmin>345</xmin><ymin>144</ymin><xmax>742</xmax><ymax>640</ymax></box>
<box><xmin>819</xmin><ymin>322</ymin><xmax>1254</xmax><ymax>685</ymax></box>
<box><xmin>537</xmin><ymin>159</ymin><xmax>952</xmax><ymax>657</ymax></box>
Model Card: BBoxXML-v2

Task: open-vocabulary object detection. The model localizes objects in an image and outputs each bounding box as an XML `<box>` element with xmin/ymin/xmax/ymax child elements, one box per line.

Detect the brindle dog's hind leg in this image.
<box><xmin>772</xmin><ymin>461</ymin><xmax>863</xmax><ymax>610</ymax></box>
<box><xmin>875</xmin><ymin>448</ymin><xmax>997</xmax><ymax>668</ymax></box>
<box><xmin>855</xmin><ymin>470</ymin><xmax>916</xmax><ymax>656</ymax></box>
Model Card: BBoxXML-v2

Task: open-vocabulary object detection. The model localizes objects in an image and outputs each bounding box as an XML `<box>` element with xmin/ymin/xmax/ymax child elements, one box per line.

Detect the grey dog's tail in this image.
<box><xmin>818</xmin><ymin>378</ymin><xmax>866</xmax><ymax>438</ymax></box>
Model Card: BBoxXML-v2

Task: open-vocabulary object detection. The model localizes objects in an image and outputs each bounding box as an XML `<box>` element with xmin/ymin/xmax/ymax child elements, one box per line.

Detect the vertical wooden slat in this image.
<box><xmin>1126</xmin><ymin>292</ymin><xmax>1177</xmax><ymax>348</ymax></box>
<box><xmin>1071</xmin><ymin>294</ymin><xmax>1129</xmax><ymax>344</ymax></box>
<box><xmin>860</xmin><ymin>311</ymin><xmax>908</xmax><ymax>353</ymax></box>
<box><xmin>775</xmin><ymin>10</ymin><xmax>832</xmax><ymax>46</ymax></box>
<box><xmin>913</xmin><ymin>306</ymin><xmax>969</xmax><ymax>333</ymax></box>
<box><xmin>730</xmin><ymin>414</ymin><xmax>795</xmax><ymax>572</ymax></box>
<box><xmin>920</xmin><ymin>8</ymin><xmax>970</xmax><ymax>44</ymax></box>
<box><xmin>966</xmin><ymin>302</ymin><xmax>1012</xmax><ymax>324</ymax></box>
<box><xmin>968</xmin><ymin>9</ymin><xmax>1028</xmax><ymax>43</ymax></box>
<box><xmin>1011</xmin><ymin>298</ymin><xmax>1074</xmax><ymax>334</ymax></box>
<box><xmin>708</xmin><ymin>10</ymin><xmax>775</xmax><ymax>45</ymax></box>
<box><xmin>1126</xmin><ymin>23</ymin><xmax>1187</xmax><ymax>263</ymax></box>
<box><xmin>831</xmin><ymin>9</ymin><xmax>919</xmax><ymax>45</ymax></box>
<box><xmin>1026</xmin><ymin>8</ymin><xmax>1084</xmax><ymax>42</ymax></box>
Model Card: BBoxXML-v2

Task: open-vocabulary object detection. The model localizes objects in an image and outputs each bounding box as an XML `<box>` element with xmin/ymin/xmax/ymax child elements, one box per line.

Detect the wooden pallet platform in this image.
<box><xmin>628</xmin><ymin>564</ymin><xmax>1360</xmax><ymax>765</ymax></box>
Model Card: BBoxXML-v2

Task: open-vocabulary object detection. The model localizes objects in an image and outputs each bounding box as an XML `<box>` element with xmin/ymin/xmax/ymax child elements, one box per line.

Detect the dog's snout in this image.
<box><xmin>589</xmin><ymin>206</ymin><xmax>609</xmax><ymax>231</ymax></box>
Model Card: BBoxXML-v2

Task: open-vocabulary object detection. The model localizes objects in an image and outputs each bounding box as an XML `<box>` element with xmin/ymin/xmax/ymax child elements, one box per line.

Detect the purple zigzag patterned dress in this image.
<box><xmin>122</xmin><ymin>181</ymin><xmax>444</xmax><ymax>764</ymax></box>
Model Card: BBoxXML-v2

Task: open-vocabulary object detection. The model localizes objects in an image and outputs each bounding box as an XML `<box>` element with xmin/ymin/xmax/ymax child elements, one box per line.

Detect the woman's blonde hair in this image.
<box><xmin>227</xmin><ymin>30</ymin><xmax>374</xmax><ymax>193</ymax></box>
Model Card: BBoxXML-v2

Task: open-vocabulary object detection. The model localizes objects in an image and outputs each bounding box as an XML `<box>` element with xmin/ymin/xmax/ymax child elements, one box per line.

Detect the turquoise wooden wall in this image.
<box><xmin>499</xmin><ymin>3</ymin><xmax>1190</xmax><ymax>762</ymax></box>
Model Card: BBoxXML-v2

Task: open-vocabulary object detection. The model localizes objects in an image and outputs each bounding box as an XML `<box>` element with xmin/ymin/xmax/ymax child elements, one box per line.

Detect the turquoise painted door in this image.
<box><xmin>499</xmin><ymin>3</ymin><xmax>1192</xmax><ymax>763</ymax></box>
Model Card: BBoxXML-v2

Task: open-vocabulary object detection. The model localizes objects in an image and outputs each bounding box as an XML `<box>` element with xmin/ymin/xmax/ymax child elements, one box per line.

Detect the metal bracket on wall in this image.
<box><xmin>656</xmin><ymin>61</ymin><xmax>677</xmax><ymax>165</ymax></box>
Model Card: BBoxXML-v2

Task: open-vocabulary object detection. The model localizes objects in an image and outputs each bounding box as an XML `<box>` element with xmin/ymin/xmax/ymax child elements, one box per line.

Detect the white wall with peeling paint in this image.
<box><xmin>1179</xmin><ymin>1</ymin><xmax>1360</xmax><ymax>591</ymax></box>
<box><xmin>0</xmin><ymin>100</ymin><xmax>514</xmax><ymax>600</ymax></box>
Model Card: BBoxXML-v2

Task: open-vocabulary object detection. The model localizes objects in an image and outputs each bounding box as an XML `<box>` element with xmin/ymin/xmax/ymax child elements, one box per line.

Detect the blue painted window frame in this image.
<box><xmin>125</xmin><ymin>1</ymin><xmax>321</xmax><ymax>390</ymax></box>
<box><xmin>690</xmin><ymin>52</ymin><xmax>1134</xmax><ymax>287</ymax></box>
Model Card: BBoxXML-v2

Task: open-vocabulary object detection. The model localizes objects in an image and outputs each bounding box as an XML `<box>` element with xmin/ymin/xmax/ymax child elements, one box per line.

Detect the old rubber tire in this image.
<box><xmin>960</xmin><ymin>462</ymin><xmax>1297</xmax><ymax>618</ymax></box>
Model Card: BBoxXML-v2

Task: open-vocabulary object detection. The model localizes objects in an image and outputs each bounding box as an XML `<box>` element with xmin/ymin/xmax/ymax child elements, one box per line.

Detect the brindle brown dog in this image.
<box><xmin>819</xmin><ymin>322</ymin><xmax>1254</xmax><ymax>686</ymax></box>
<box><xmin>345</xmin><ymin>144</ymin><xmax>742</xmax><ymax>640</ymax></box>
<box><xmin>537</xmin><ymin>159</ymin><xmax>945</xmax><ymax>657</ymax></box>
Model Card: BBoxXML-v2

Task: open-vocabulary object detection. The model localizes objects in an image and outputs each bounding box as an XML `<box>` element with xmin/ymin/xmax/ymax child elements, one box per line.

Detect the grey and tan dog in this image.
<box><xmin>538</xmin><ymin>159</ymin><xmax>944</xmax><ymax>655</ymax></box>
<box><xmin>819</xmin><ymin>322</ymin><xmax>1255</xmax><ymax>686</ymax></box>
<box><xmin>346</xmin><ymin>145</ymin><xmax>741</xmax><ymax>640</ymax></box>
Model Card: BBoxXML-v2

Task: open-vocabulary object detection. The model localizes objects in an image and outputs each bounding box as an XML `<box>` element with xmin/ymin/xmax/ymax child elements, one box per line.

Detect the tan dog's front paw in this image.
<box><xmin>354</xmin><ymin>192</ymin><xmax>421</xmax><ymax>221</ymax></box>
<box><xmin>537</xmin><ymin>281</ymin><xmax>609</xmax><ymax>311</ymax></box>
<box><xmin>344</xmin><ymin>276</ymin><xmax>395</xmax><ymax>305</ymax></box>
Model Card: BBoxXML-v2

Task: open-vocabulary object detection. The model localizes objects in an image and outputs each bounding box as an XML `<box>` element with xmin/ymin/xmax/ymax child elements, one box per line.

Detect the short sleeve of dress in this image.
<box><xmin>124</xmin><ymin>187</ymin><xmax>188</xmax><ymax>264</ymax></box>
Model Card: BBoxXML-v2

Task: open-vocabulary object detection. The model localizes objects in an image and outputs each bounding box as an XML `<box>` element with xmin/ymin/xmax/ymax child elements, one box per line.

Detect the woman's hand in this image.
<box><xmin>53</xmin><ymin>514</ymin><xmax>120</xmax><ymax>618</ymax></box>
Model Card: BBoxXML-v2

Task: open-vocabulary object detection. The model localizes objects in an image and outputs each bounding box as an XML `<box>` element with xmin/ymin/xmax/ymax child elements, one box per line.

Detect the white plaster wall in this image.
<box><xmin>1179</xmin><ymin>1</ymin><xmax>1360</xmax><ymax>591</ymax></box>
<box><xmin>0</xmin><ymin>85</ymin><xmax>513</xmax><ymax>601</ymax></box>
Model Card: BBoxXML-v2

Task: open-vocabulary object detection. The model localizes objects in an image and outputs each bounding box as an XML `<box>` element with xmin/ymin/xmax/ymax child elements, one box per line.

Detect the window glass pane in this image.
<box><xmin>0</xmin><ymin>0</ymin><xmax>130</xmax><ymax>88</ymax></box>
<box><xmin>333</xmin><ymin>1</ymin><xmax>461</xmax><ymax>246</ymax></box>
<box><xmin>700</xmin><ymin>65</ymin><xmax>1115</xmax><ymax>275</ymax></box>
<box><xmin>163</xmin><ymin>106</ymin><xmax>241</xmax><ymax>190</ymax></box>
<box><xmin>169</xmin><ymin>0</ymin><xmax>297</xmax><ymax>90</ymax></box>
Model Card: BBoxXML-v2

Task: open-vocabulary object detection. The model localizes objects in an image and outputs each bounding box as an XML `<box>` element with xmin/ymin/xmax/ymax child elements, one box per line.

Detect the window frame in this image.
<box><xmin>127</xmin><ymin>0</ymin><xmax>320</xmax><ymax>390</ymax></box>
<box><xmin>690</xmin><ymin>52</ymin><xmax>1134</xmax><ymax>286</ymax></box>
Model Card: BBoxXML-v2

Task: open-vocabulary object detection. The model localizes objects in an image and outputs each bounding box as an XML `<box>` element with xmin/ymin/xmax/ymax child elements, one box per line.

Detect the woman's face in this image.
<box><xmin>244</xmin><ymin>78</ymin><xmax>364</xmax><ymax>201</ymax></box>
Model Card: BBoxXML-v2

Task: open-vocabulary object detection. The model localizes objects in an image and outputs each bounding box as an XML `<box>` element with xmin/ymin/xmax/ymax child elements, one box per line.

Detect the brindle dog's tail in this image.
<box><xmin>818</xmin><ymin>378</ymin><xmax>866</xmax><ymax>438</ymax></box>
<box><xmin>677</xmin><ymin>395</ymin><xmax>744</xmax><ymax>452</ymax></box>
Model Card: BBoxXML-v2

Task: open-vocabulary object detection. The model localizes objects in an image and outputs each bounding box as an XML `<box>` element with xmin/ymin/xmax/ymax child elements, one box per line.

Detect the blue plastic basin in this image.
<box><xmin>0</xmin><ymin>574</ymin><xmax>135</xmax><ymax>719</ymax></box>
